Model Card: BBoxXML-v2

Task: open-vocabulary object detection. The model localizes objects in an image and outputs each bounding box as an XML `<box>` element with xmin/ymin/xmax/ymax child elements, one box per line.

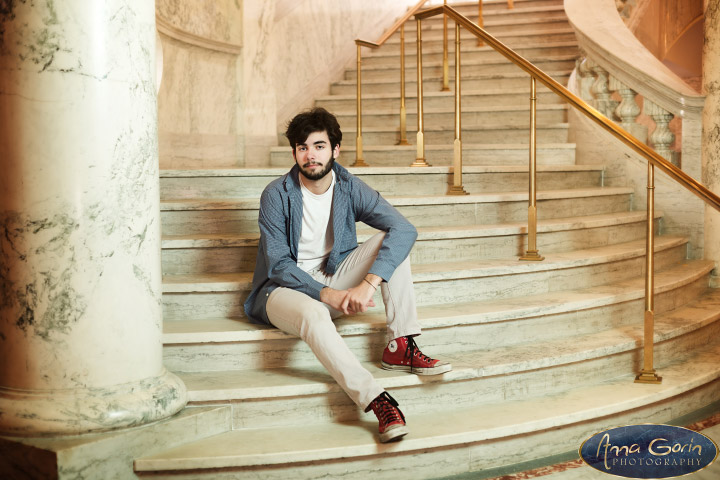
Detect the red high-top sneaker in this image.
<box><xmin>365</xmin><ymin>391</ymin><xmax>408</xmax><ymax>443</ymax></box>
<box><xmin>381</xmin><ymin>336</ymin><xmax>452</xmax><ymax>375</ymax></box>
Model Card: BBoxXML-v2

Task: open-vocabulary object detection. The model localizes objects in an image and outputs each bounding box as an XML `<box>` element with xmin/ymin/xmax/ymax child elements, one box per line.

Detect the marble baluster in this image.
<box><xmin>703</xmin><ymin>0</ymin><xmax>720</xmax><ymax>287</ymax></box>
<box><xmin>590</xmin><ymin>62</ymin><xmax>619</xmax><ymax>119</ymax></box>
<box><xmin>645</xmin><ymin>100</ymin><xmax>679</xmax><ymax>166</ymax></box>
<box><xmin>610</xmin><ymin>75</ymin><xmax>648</xmax><ymax>143</ymax></box>
<box><xmin>579</xmin><ymin>57</ymin><xmax>597</xmax><ymax>105</ymax></box>
<box><xmin>0</xmin><ymin>0</ymin><xmax>187</xmax><ymax>436</ymax></box>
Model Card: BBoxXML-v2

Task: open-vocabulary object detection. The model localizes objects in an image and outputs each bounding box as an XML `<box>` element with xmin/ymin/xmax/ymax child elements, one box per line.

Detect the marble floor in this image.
<box><xmin>439</xmin><ymin>409</ymin><xmax>720</xmax><ymax>480</ymax></box>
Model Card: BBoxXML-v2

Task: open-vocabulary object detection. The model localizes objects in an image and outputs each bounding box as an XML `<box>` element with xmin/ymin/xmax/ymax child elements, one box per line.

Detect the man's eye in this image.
<box><xmin>317</xmin><ymin>145</ymin><xmax>324</xmax><ymax>149</ymax></box>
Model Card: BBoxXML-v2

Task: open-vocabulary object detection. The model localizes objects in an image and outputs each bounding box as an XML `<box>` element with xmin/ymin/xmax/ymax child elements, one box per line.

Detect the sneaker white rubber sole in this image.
<box><xmin>380</xmin><ymin>424</ymin><xmax>409</xmax><ymax>443</ymax></box>
<box><xmin>381</xmin><ymin>361</ymin><xmax>452</xmax><ymax>375</ymax></box>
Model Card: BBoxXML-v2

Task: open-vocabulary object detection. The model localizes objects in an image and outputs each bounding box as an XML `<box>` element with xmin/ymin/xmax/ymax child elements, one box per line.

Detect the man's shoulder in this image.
<box><xmin>261</xmin><ymin>167</ymin><xmax>298</xmax><ymax>197</ymax></box>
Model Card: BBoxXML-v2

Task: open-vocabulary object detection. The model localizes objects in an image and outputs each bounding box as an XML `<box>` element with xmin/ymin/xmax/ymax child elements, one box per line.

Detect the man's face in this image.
<box><xmin>293</xmin><ymin>130</ymin><xmax>339</xmax><ymax>181</ymax></box>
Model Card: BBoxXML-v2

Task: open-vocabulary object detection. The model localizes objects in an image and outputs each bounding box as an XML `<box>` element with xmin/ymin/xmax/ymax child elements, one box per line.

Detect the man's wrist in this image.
<box><xmin>364</xmin><ymin>274</ymin><xmax>382</xmax><ymax>289</ymax></box>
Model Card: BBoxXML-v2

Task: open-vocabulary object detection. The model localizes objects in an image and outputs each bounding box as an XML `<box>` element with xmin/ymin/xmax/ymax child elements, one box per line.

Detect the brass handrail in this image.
<box><xmin>353</xmin><ymin>0</ymin><xmax>431</xmax><ymax>165</ymax></box>
<box><xmin>415</xmin><ymin>4</ymin><xmax>720</xmax><ymax>385</ymax></box>
<box><xmin>417</xmin><ymin>5</ymin><xmax>720</xmax><ymax>211</ymax></box>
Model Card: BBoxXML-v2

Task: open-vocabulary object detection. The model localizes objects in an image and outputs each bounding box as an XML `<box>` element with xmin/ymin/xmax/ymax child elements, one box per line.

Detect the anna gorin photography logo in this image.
<box><xmin>580</xmin><ymin>424</ymin><xmax>718</xmax><ymax>478</ymax></box>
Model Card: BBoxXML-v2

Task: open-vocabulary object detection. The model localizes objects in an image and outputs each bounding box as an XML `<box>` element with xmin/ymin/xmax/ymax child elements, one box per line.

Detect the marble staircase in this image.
<box><xmin>135</xmin><ymin>1</ymin><xmax>720</xmax><ymax>478</ymax></box>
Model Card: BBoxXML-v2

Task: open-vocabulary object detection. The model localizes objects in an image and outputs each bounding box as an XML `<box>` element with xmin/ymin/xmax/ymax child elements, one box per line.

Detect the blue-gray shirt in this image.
<box><xmin>243</xmin><ymin>162</ymin><xmax>418</xmax><ymax>325</ymax></box>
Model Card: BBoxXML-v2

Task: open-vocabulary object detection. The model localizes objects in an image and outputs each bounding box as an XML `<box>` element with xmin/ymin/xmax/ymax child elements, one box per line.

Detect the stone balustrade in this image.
<box><xmin>565</xmin><ymin>0</ymin><xmax>704</xmax><ymax>173</ymax></box>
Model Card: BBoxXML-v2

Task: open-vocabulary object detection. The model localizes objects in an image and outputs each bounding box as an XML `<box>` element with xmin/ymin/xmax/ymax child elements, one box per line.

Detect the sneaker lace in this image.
<box><xmin>368</xmin><ymin>392</ymin><xmax>405</xmax><ymax>425</ymax></box>
<box><xmin>405</xmin><ymin>336</ymin><xmax>433</xmax><ymax>370</ymax></box>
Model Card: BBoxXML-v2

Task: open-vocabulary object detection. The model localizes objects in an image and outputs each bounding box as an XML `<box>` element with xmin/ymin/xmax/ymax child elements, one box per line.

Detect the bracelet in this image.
<box><xmin>363</xmin><ymin>278</ymin><xmax>377</xmax><ymax>290</ymax></box>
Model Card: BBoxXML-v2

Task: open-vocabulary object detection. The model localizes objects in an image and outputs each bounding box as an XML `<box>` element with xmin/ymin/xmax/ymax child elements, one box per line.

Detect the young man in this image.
<box><xmin>244</xmin><ymin>107</ymin><xmax>451</xmax><ymax>443</ymax></box>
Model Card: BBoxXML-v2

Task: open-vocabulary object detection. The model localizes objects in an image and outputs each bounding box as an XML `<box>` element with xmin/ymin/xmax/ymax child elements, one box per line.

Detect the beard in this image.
<box><xmin>299</xmin><ymin>157</ymin><xmax>335</xmax><ymax>181</ymax></box>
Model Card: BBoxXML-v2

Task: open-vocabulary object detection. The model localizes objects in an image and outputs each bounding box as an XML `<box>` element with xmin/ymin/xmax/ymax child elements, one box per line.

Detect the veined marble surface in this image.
<box><xmin>0</xmin><ymin>0</ymin><xmax>186</xmax><ymax>435</ymax></box>
<box><xmin>702</xmin><ymin>0</ymin><xmax>720</xmax><ymax>286</ymax></box>
<box><xmin>156</xmin><ymin>0</ymin><xmax>242</xmax><ymax>48</ymax></box>
<box><xmin>241</xmin><ymin>0</ymin><xmax>418</xmax><ymax>166</ymax></box>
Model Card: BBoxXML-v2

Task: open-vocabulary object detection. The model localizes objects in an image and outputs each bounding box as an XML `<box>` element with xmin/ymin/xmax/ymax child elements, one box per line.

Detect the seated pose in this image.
<box><xmin>244</xmin><ymin>107</ymin><xmax>451</xmax><ymax>443</ymax></box>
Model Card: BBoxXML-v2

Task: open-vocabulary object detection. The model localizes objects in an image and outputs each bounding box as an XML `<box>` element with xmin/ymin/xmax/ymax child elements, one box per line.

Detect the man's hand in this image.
<box><xmin>320</xmin><ymin>287</ymin><xmax>356</xmax><ymax>314</ymax></box>
<box><xmin>320</xmin><ymin>274</ymin><xmax>381</xmax><ymax>315</ymax></box>
<box><xmin>342</xmin><ymin>281</ymin><xmax>376</xmax><ymax>314</ymax></box>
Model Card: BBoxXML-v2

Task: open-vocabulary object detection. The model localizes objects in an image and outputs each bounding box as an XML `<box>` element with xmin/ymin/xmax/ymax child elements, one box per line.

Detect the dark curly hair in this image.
<box><xmin>285</xmin><ymin>107</ymin><xmax>342</xmax><ymax>154</ymax></box>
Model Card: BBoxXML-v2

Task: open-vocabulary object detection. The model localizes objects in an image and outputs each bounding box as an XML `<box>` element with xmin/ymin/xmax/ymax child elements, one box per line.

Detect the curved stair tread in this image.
<box><xmin>161</xmin><ymin>210</ymin><xmax>657</xmax><ymax>247</ymax></box>
<box><xmin>351</xmin><ymin>54</ymin><xmax>578</xmax><ymax>72</ymax></box>
<box><xmin>318</xmin><ymin>87</ymin><xmax>570</xmax><ymax>103</ymax></box>
<box><xmin>345</xmin><ymin>42</ymin><xmax>579</xmax><ymax>63</ymax></box>
<box><xmin>160</xmin><ymin>235</ymin><xmax>685</xmax><ymax>293</ymax></box>
<box><xmin>159</xmin><ymin>186</ymin><xmax>632</xmax><ymax>211</ymax></box>
<box><xmin>161</xmin><ymin>164</ymin><xmax>601</xmax><ymax>178</ymax></box>
<box><xmin>136</xmin><ymin>340</ymin><xmax>720</xmax><ymax>472</ymax></box>
<box><xmin>171</xmin><ymin>287</ymin><xmax>720</xmax><ymax>402</ymax></box>
<box><xmin>162</xmin><ymin>260</ymin><xmax>714</xmax><ymax>345</ymax></box>
<box><xmin>331</xmin><ymin>70</ymin><xmax>572</xmax><ymax>87</ymax></box>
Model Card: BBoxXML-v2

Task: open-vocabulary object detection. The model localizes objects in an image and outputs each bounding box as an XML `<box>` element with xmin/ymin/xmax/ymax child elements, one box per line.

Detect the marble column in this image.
<box><xmin>0</xmin><ymin>0</ymin><xmax>186</xmax><ymax>436</ymax></box>
<box><xmin>703</xmin><ymin>0</ymin><xmax>720</xmax><ymax>287</ymax></box>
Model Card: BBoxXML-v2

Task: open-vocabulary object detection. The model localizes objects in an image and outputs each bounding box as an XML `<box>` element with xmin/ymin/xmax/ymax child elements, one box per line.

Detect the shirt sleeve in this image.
<box><xmin>258</xmin><ymin>188</ymin><xmax>327</xmax><ymax>300</ymax></box>
<box><xmin>353</xmin><ymin>179</ymin><xmax>418</xmax><ymax>281</ymax></box>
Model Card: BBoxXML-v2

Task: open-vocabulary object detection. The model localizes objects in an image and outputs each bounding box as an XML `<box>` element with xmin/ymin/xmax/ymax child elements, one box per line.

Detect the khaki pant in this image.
<box><xmin>266</xmin><ymin>232</ymin><xmax>422</xmax><ymax>409</ymax></box>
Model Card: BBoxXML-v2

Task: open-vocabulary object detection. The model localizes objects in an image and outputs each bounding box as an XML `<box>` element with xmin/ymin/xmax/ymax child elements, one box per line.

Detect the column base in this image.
<box><xmin>0</xmin><ymin>368</ymin><xmax>187</xmax><ymax>437</ymax></box>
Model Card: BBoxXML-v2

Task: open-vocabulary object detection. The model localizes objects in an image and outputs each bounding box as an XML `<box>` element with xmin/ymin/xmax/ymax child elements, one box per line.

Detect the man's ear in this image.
<box><xmin>333</xmin><ymin>144</ymin><xmax>340</xmax><ymax>159</ymax></box>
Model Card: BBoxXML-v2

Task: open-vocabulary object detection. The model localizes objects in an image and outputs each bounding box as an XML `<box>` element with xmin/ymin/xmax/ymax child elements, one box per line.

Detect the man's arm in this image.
<box><xmin>334</xmin><ymin>179</ymin><xmax>418</xmax><ymax>313</ymax></box>
<box><xmin>354</xmin><ymin>180</ymin><xmax>418</xmax><ymax>281</ymax></box>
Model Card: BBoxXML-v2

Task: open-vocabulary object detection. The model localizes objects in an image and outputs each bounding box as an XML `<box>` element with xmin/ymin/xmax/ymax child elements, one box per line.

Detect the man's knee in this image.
<box><xmin>297</xmin><ymin>303</ymin><xmax>335</xmax><ymax>342</ymax></box>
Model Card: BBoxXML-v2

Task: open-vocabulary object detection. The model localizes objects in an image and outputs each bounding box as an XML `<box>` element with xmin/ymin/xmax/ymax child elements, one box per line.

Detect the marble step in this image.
<box><xmin>11</xmin><ymin>405</ymin><xmax>231</xmax><ymax>480</ymax></box>
<box><xmin>330</xmin><ymin>70</ymin><xmax>570</xmax><ymax>96</ymax></box>
<box><xmin>316</xmin><ymin>123</ymin><xmax>570</xmax><ymax>146</ymax></box>
<box><xmin>162</xmin><ymin>259</ymin><xmax>714</xmax><ymax>373</ymax></box>
<box><xmin>167</xmin><ymin>287</ymin><xmax>720</xmax><ymax>431</ymax></box>
<box><xmin>405</xmin><ymin>2</ymin><xmax>566</xmax><ymax>25</ymax></box>
<box><xmin>270</xmin><ymin>143</ymin><xmax>577</xmax><ymax>167</ymax></box>
<box><xmin>373</xmin><ymin>27</ymin><xmax>577</xmax><ymax>53</ymax></box>
<box><xmin>356</xmin><ymin>42</ymin><xmax>579</xmax><ymax>68</ymax></box>
<box><xmin>160</xmin><ymin>165</ymin><xmax>600</xmax><ymax>199</ymax></box>
<box><xmin>160</xmin><ymin>236</ymin><xmax>686</xmax><ymax>320</ymax></box>
<box><xmin>160</xmin><ymin>209</ymin><xmax>657</xmax><ymax>276</ymax></box>
<box><xmin>397</xmin><ymin>12</ymin><xmax>571</xmax><ymax>37</ymax></box>
<box><xmin>159</xmin><ymin>186</ymin><xmax>633</xmax><ymax>235</ymax></box>
<box><xmin>343</xmin><ymin>54</ymin><xmax>577</xmax><ymax>81</ymax></box>
<box><xmin>333</xmin><ymin>104</ymin><xmax>568</xmax><ymax>131</ymax></box>
<box><xmin>136</xmin><ymin>339</ymin><xmax>720</xmax><ymax>479</ymax></box>
<box><xmin>317</xmin><ymin>87</ymin><xmax>564</xmax><ymax>112</ymax></box>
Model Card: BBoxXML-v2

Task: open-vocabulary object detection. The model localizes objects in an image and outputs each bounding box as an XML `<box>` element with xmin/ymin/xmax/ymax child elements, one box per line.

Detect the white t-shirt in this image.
<box><xmin>297</xmin><ymin>170</ymin><xmax>335</xmax><ymax>272</ymax></box>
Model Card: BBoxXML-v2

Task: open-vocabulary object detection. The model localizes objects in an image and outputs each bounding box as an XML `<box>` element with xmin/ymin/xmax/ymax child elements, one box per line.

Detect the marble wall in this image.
<box><xmin>157</xmin><ymin>0</ymin><xmax>418</xmax><ymax>168</ymax></box>
<box><xmin>243</xmin><ymin>0</ymin><xmax>420</xmax><ymax>166</ymax></box>
<box><xmin>702</xmin><ymin>0</ymin><xmax>720</xmax><ymax>286</ymax></box>
<box><xmin>157</xmin><ymin>0</ymin><xmax>243</xmax><ymax>168</ymax></box>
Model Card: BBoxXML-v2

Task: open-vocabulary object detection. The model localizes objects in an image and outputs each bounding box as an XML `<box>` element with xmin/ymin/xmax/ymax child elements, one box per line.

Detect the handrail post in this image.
<box><xmin>412</xmin><ymin>17</ymin><xmax>430</xmax><ymax>167</ymax></box>
<box><xmin>442</xmin><ymin>0</ymin><xmax>450</xmax><ymax>91</ymax></box>
<box><xmin>449</xmin><ymin>21</ymin><xmax>468</xmax><ymax>195</ymax></box>
<box><xmin>635</xmin><ymin>162</ymin><xmax>662</xmax><ymax>384</ymax></box>
<box><xmin>477</xmin><ymin>1</ymin><xmax>484</xmax><ymax>47</ymax></box>
<box><xmin>398</xmin><ymin>24</ymin><xmax>409</xmax><ymax>145</ymax></box>
<box><xmin>520</xmin><ymin>76</ymin><xmax>544</xmax><ymax>261</ymax></box>
<box><xmin>508</xmin><ymin>0</ymin><xmax>514</xmax><ymax>9</ymax></box>
<box><xmin>353</xmin><ymin>43</ymin><xmax>369</xmax><ymax>167</ymax></box>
